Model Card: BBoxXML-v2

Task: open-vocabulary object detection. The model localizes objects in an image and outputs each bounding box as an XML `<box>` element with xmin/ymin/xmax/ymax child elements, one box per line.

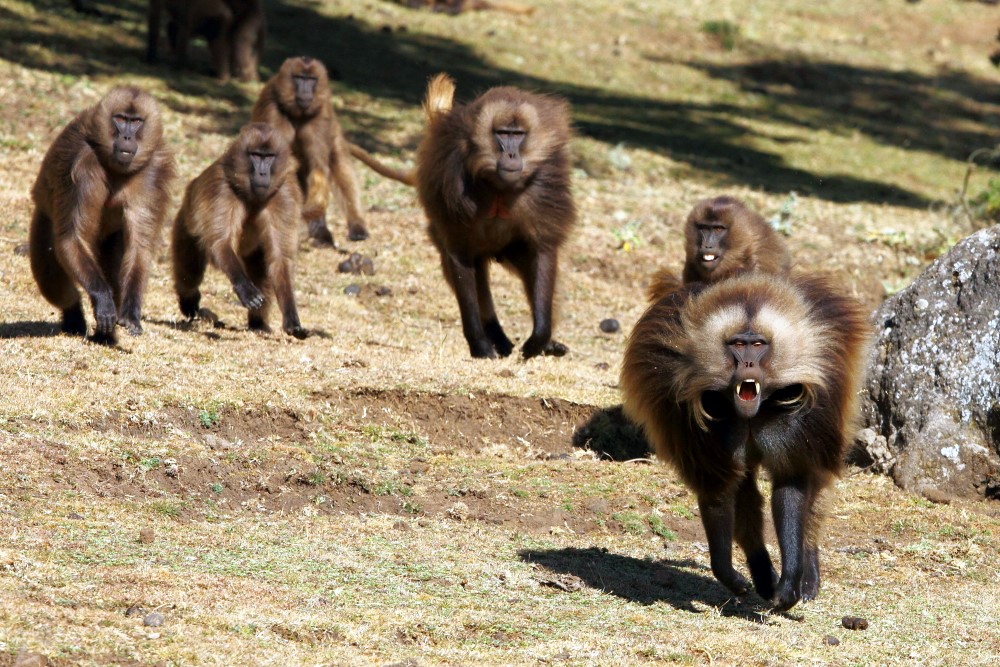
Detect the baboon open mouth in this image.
<box><xmin>701</xmin><ymin>253</ymin><xmax>717</xmax><ymax>262</ymax></box>
<box><xmin>737</xmin><ymin>380</ymin><xmax>760</xmax><ymax>402</ymax></box>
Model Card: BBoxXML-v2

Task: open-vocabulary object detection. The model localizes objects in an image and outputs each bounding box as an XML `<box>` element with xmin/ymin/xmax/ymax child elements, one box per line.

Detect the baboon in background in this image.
<box><xmin>621</xmin><ymin>272</ymin><xmax>870</xmax><ymax>611</ymax></box>
<box><xmin>646</xmin><ymin>196</ymin><xmax>791</xmax><ymax>302</ymax></box>
<box><xmin>171</xmin><ymin>123</ymin><xmax>307</xmax><ymax>339</ymax></box>
<box><xmin>29</xmin><ymin>86</ymin><xmax>175</xmax><ymax>344</ymax></box>
<box><xmin>251</xmin><ymin>56</ymin><xmax>370</xmax><ymax>244</ymax></box>
<box><xmin>682</xmin><ymin>196</ymin><xmax>791</xmax><ymax>284</ymax></box>
<box><xmin>415</xmin><ymin>73</ymin><xmax>576</xmax><ymax>359</ymax></box>
<box><xmin>396</xmin><ymin>0</ymin><xmax>535</xmax><ymax>15</ymax></box>
<box><xmin>146</xmin><ymin>0</ymin><xmax>265</xmax><ymax>83</ymax></box>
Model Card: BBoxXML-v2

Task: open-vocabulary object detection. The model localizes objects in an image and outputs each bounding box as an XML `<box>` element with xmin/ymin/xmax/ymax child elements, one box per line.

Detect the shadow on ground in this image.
<box><xmin>520</xmin><ymin>546</ymin><xmax>775</xmax><ymax>621</ymax></box>
<box><xmin>3</xmin><ymin>0</ymin><xmax>996</xmax><ymax>206</ymax></box>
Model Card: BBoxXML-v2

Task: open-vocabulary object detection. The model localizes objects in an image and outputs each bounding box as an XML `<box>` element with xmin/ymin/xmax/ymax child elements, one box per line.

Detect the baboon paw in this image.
<box><xmin>179</xmin><ymin>293</ymin><xmax>201</xmax><ymax>320</ymax></box>
<box><xmin>118</xmin><ymin>317</ymin><xmax>143</xmax><ymax>336</ymax></box>
<box><xmin>236</xmin><ymin>284</ymin><xmax>266</xmax><ymax>311</ymax></box>
<box><xmin>494</xmin><ymin>338</ymin><xmax>514</xmax><ymax>357</ymax></box>
<box><xmin>285</xmin><ymin>325</ymin><xmax>309</xmax><ymax>340</ymax></box>
<box><xmin>469</xmin><ymin>340</ymin><xmax>498</xmax><ymax>359</ymax></box>
<box><xmin>717</xmin><ymin>571</ymin><xmax>753</xmax><ymax>597</ymax></box>
<box><xmin>347</xmin><ymin>222</ymin><xmax>369</xmax><ymax>242</ymax></box>
<box><xmin>522</xmin><ymin>337</ymin><xmax>567</xmax><ymax>359</ymax></box>
<box><xmin>771</xmin><ymin>583</ymin><xmax>802</xmax><ymax>612</ymax></box>
<box><xmin>307</xmin><ymin>218</ymin><xmax>335</xmax><ymax>247</ymax></box>
<box><xmin>541</xmin><ymin>340</ymin><xmax>569</xmax><ymax>357</ymax></box>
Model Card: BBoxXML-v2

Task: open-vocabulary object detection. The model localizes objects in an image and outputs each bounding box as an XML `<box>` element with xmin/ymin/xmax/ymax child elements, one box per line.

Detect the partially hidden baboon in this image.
<box><xmin>251</xmin><ymin>56</ymin><xmax>371</xmax><ymax>244</ymax></box>
<box><xmin>146</xmin><ymin>0</ymin><xmax>265</xmax><ymax>83</ymax></box>
<box><xmin>621</xmin><ymin>272</ymin><xmax>870</xmax><ymax>611</ymax></box>
<box><xmin>29</xmin><ymin>86</ymin><xmax>175</xmax><ymax>343</ymax></box>
<box><xmin>396</xmin><ymin>0</ymin><xmax>535</xmax><ymax>15</ymax></box>
<box><xmin>415</xmin><ymin>73</ymin><xmax>576</xmax><ymax>359</ymax></box>
<box><xmin>682</xmin><ymin>196</ymin><xmax>791</xmax><ymax>284</ymax></box>
<box><xmin>171</xmin><ymin>122</ymin><xmax>307</xmax><ymax>339</ymax></box>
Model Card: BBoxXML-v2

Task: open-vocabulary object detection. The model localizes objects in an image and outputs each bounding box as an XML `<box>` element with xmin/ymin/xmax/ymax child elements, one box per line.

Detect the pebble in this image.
<box><xmin>143</xmin><ymin>612</ymin><xmax>165</xmax><ymax>627</ymax></box>
<box><xmin>841</xmin><ymin>616</ymin><xmax>869</xmax><ymax>630</ymax></box>
<box><xmin>599</xmin><ymin>318</ymin><xmax>620</xmax><ymax>334</ymax></box>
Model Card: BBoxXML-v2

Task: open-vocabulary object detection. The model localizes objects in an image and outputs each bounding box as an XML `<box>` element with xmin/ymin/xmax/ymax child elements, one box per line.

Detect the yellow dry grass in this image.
<box><xmin>0</xmin><ymin>0</ymin><xmax>998</xmax><ymax>665</ymax></box>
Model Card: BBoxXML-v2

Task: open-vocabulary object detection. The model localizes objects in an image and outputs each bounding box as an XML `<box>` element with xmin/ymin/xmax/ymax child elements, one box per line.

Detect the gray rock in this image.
<box><xmin>858</xmin><ymin>226</ymin><xmax>1000</xmax><ymax>500</ymax></box>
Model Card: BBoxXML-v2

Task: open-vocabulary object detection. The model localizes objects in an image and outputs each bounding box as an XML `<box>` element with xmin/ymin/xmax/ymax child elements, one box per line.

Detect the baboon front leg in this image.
<box><xmin>699</xmin><ymin>494</ymin><xmax>752</xmax><ymax>596</ymax></box>
<box><xmin>771</xmin><ymin>478</ymin><xmax>811</xmax><ymax>611</ymax></box>
<box><xmin>304</xmin><ymin>169</ymin><xmax>335</xmax><ymax>247</ymax></box>
<box><xmin>172</xmin><ymin>221</ymin><xmax>208</xmax><ymax>320</ymax></box>
<box><xmin>331</xmin><ymin>144</ymin><xmax>368</xmax><ymax>241</ymax></box>
<box><xmin>30</xmin><ymin>213</ymin><xmax>86</xmax><ymax>336</ymax></box>
<box><xmin>474</xmin><ymin>258</ymin><xmax>512</xmax><ymax>357</ymax></box>
<box><xmin>442</xmin><ymin>253</ymin><xmax>493</xmax><ymax>358</ymax></box>
<box><xmin>507</xmin><ymin>245</ymin><xmax>566</xmax><ymax>358</ymax></box>
<box><xmin>243</xmin><ymin>248</ymin><xmax>271</xmax><ymax>333</ymax></box>
<box><xmin>733</xmin><ymin>472</ymin><xmax>778</xmax><ymax>600</ymax></box>
<box><xmin>215</xmin><ymin>245</ymin><xmax>265</xmax><ymax>311</ymax></box>
<box><xmin>270</xmin><ymin>256</ymin><xmax>307</xmax><ymax>339</ymax></box>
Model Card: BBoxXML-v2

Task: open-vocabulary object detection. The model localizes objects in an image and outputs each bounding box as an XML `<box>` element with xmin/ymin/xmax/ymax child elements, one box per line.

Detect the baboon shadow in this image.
<box><xmin>572</xmin><ymin>404</ymin><xmax>651</xmax><ymax>461</ymax></box>
<box><xmin>0</xmin><ymin>321</ymin><xmax>62</xmax><ymax>339</ymax></box>
<box><xmin>519</xmin><ymin>546</ymin><xmax>777</xmax><ymax>622</ymax></box>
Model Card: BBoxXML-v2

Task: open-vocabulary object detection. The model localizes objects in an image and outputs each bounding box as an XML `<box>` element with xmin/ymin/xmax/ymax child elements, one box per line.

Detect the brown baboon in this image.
<box><xmin>251</xmin><ymin>56</ymin><xmax>370</xmax><ymax>244</ymax></box>
<box><xmin>29</xmin><ymin>86</ymin><xmax>175</xmax><ymax>344</ymax></box>
<box><xmin>682</xmin><ymin>196</ymin><xmax>791</xmax><ymax>284</ymax></box>
<box><xmin>171</xmin><ymin>122</ymin><xmax>306</xmax><ymax>338</ymax></box>
<box><xmin>396</xmin><ymin>0</ymin><xmax>535</xmax><ymax>15</ymax></box>
<box><xmin>146</xmin><ymin>0</ymin><xmax>264</xmax><ymax>83</ymax></box>
<box><xmin>621</xmin><ymin>272</ymin><xmax>870</xmax><ymax>611</ymax></box>
<box><xmin>415</xmin><ymin>73</ymin><xmax>576</xmax><ymax>359</ymax></box>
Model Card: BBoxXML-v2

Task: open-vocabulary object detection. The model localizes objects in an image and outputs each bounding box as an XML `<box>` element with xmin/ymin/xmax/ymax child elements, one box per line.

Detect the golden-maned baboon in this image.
<box><xmin>147</xmin><ymin>0</ymin><xmax>265</xmax><ymax>83</ymax></box>
<box><xmin>621</xmin><ymin>272</ymin><xmax>870</xmax><ymax>611</ymax></box>
<box><xmin>29</xmin><ymin>86</ymin><xmax>175</xmax><ymax>343</ymax></box>
<box><xmin>171</xmin><ymin>123</ymin><xmax>307</xmax><ymax>338</ymax></box>
<box><xmin>415</xmin><ymin>73</ymin><xmax>576</xmax><ymax>359</ymax></box>
<box><xmin>251</xmin><ymin>56</ymin><xmax>370</xmax><ymax>244</ymax></box>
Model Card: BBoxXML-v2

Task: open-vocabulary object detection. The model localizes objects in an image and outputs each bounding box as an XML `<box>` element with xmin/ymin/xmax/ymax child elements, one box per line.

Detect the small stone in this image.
<box><xmin>823</xmin><ymin>635</ymin><xmax>841</xmax><ymax>646</ymax></box>
<box><xmin>13</xmin><ymin>243</ymin><xmax>29</xmax><ymax>257</ymax></box>
<box><xmin>143</xmin><ymin>612</ymin><xmax>165</xmax><ymax>627</ymax></box>
<box><xmin>67</xmin><ymin>512</ymin><xmax>83</xmax><ymax>520</ymax></box>
<box><xmin>599</xmin><ymin>318</ymin><xmax>620</xmax><ymax>334</ymax></box>
<box><xmin>841</xmin><ymin>616</ymin><xmax>869</xmax><ymax>631</ymax></box>
<box><xmin>594</xmin><ymin>362</ymin><xmax>610</xmax><ymax>371</ymax></box>
<box><xmin>337</xmin><ymin>252</ymin><xmax>375</xmax><ymax>275</ymax></box>
<box><xmin>125</xmin><ymin>604</ymin><xmax>146</xmax><ymax>617</ymax></box>
<box><xmin>375</xmin><ymin>285</ymin><xmax>392</xmax><ymax>297</ymax></box>
<box><xmin>343</xmin><ymin>284</ymin><xmax>361</xmax><ymax>297</ymax></box>
<box><xmin>139</xmin><ymin>528</ymin><xmax>155</xmax><ymax>544</ymax></box>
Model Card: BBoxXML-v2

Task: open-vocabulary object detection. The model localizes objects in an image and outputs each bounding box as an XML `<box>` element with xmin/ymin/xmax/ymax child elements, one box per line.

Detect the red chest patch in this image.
<box><xmin>486</xmin><ymin>196</ymin><xmax>511</xmax><ymax>220</ymax></box>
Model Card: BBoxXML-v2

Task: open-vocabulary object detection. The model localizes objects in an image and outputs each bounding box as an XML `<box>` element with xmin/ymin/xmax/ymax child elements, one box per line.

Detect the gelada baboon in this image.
<box><xmin>415</xmin><ymin>73</ymin><xmax>576</xmax><ymax>359</ymax></box>
<box><xmin>171</xmin><ymin>122</ymin><xmax>307</xmax><ymax>339</ymax></box>
<box><xmin>146</xmin><ymin>0</ymin><xmax>264</xmax><ymax>83</ymax></box>
<box><xmin>621</xmin><ymin>272</ymin><xmax>870</xmax><ymax>611</ymax></box>
<box><xmin>682</xmin><ymin>196</ymin><xmax>791</xmax><ymax>284</ymax></box>
<box><xmin>647</xmin><ymin>196</ymin><xmax>791</xmax><ymax>302</ymax></box>
<box><xmin>251</xmin><ymin>56</ymin><xmax>370</xmax><ymax>244</ymax></box>
<box><xmin>396</xmin><ymin>0</ymin><xmax>535</xmax><ymax>15</ymax></box>
<box><xmin>29</xmin><ymin>86</ymin><xmax>175</xmax><ymax>343</ymax></box>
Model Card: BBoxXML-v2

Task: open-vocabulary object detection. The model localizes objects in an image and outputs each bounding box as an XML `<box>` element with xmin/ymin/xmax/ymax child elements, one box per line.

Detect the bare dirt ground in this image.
<box><xmin>0</xmin><ymin>0</ymin><xmax>999</xmax><ymax>665</ymax></box>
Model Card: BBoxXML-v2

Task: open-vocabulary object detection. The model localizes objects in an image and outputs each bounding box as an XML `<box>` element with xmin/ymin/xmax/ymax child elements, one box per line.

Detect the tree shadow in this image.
<box><xmin>519</xmin><ymin>546</ymin><xmax>778</xmax><ymax>622</ymax></box>
<box><xmin>3</xmin><ymin>0</ymin><xmax>995</xmax><ymax>207</ymax></box>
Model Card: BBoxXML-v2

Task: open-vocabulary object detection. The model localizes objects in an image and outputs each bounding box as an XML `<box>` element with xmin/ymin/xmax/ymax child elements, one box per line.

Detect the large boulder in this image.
<box><xmin>858</xmin><ymin>225</ymin><xmax>1000</xmax><ymax>500</ymax></box>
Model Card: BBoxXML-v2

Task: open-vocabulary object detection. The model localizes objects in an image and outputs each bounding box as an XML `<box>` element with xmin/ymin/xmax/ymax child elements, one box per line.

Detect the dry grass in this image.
<box><xmin>1</xmin><ymin>0</ymin><xmax>999</xmax><ymax>665</ymax></box>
